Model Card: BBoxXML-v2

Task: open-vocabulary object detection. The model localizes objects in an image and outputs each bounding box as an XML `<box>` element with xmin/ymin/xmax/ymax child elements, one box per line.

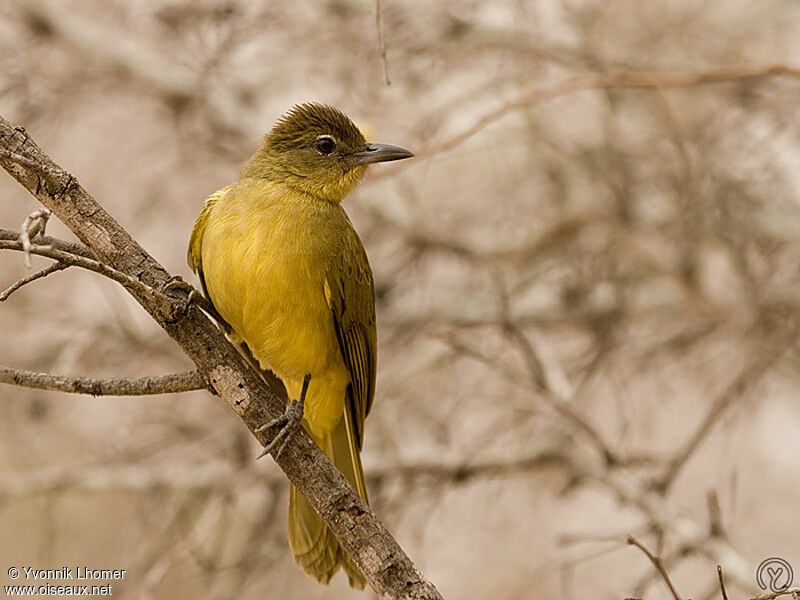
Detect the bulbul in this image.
<box><xmin>187</xmin><ymin>103</ymin><xmax>413</xmax><ymax>588</ymax></box>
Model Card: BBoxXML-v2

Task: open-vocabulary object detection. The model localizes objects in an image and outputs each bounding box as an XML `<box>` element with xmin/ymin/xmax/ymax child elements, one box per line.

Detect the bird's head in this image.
<box><xmin>243</xmin><ymin>103</ymin><xmax>413</xmax><ymax>203</ymax></box>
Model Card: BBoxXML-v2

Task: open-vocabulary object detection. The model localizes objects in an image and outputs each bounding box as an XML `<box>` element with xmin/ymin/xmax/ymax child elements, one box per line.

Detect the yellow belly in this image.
<box><xmin>200</xmin><ymin>188</ymin><xmax>350</xmax><ymax>437</ymax></box>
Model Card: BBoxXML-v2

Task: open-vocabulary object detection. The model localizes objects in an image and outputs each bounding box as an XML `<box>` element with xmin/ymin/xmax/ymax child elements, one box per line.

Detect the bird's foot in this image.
<box><xmin>161</xmin><ymin>275</ymin><xmax>218</xmax><ymax>318</ymax></box>
<box><xmin>256</xmin><ymin>374</ymin><xmax>311</xmax><ymax>459</ymax></box>
<box><xmin>161</xmin><ymin>274</ymin><xmax>199</xmax><ymax>307</ymax></box>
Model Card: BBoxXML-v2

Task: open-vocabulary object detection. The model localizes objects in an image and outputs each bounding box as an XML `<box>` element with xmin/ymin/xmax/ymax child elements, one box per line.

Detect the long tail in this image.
<box><xmin>288</xmin><ymin>403</ymin><xmax>367</xmax><ymax>589</ymax></box>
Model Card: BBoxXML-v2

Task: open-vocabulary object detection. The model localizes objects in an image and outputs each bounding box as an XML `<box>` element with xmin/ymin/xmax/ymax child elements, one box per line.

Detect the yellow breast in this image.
<box><xmin>197</xmin><ymin>179</ymin><xmax>351</xmax><ymax>434</ymax></box>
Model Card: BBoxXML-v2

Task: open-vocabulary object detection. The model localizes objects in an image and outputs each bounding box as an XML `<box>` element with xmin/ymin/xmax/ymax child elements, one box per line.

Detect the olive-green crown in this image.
<box><xmin>267</xmin><ymin>103</ymin><xmax>366</xmax><ymax>151</ymax></box>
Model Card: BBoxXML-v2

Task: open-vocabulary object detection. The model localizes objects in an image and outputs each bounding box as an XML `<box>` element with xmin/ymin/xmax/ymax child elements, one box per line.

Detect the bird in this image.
<box><xmin>186</xmin><ymin>103</ymin><xmax>413</xmax><ymax>588</ymax></box>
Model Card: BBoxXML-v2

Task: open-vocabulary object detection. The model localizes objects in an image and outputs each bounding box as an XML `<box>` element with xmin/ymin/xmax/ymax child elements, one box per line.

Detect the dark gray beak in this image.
<box><xmin>351</xmin><ymin>143</ymin><xmax>414</xmax><ymax>165</ymax></box>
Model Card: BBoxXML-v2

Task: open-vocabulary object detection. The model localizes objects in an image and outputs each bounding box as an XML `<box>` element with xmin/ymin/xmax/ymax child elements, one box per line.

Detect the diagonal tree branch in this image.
<box><xmin>0</xmin><ymin>116</ymin><xmax>442</xmax><ymax>600</ymax></box>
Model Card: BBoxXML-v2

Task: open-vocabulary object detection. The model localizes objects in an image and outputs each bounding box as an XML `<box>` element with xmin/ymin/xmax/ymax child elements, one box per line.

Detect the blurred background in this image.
<box><xmin>1</xmin><ymin>0</ymin><xmax>800</xmax><ymax>598</ymax></box>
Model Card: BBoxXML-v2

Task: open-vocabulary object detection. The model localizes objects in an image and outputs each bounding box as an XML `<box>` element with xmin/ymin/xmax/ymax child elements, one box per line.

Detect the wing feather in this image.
<box><xmin>187</xmin><ymin>185</ymin><xmax>232</xmax><ymax>281</ymax></box>
<box><xmin>327</xmin><ymin>228</ymin><xmax>376</xmax><ymax>451</ymax></box>
<box><xmin>187</xmin><ymin>185</ymin><xmax>236</xmax><ymax>334</ymax></box>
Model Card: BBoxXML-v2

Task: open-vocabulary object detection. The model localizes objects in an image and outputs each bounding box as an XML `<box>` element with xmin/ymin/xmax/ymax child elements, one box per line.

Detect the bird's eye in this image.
<box><xmin>315</xmin><ymin>136</ymin><xmax>336</xmax><ymax>155</ymax></box>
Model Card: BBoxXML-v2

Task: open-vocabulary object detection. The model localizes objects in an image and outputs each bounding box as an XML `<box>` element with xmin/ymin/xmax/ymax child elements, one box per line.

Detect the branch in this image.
<box><xmin>655</xmin><ymin>327</ymin><xmax>798</xmax><ymax>492</ymax></box>
<box><xmin>0</xmin><ymin>461</ymin><xmax>242</xmax><ymax>497</ymax></box>
<box><xmin>0</xmin><ymin>235</ymin><xmax>168</xmax><ymax>304</ymax></box>
<box><xmin>416</xmin><ymin>64</ymin><xmax>800</xmax><ymax>159</ymax></box>
<box><xmin>364</xmin><ymin>62</ymin><xmax>800</xmax><ymax>185</ymax></box>
<box><xmin>627</xmin><ymin>535</ymin><xmax>684</xmax><ymax>600</ymax></box>
<box><xmin>13</xmin><ymin>1</ymin><xmax>257</xmax><ymax>141</ymax></box>
<box><xmin>718</xmin><ymin>565</ymin><xmax>730</xmax><ymax>600</ymax></box>
<box><xmin>750</xmin><ymin>588</ymin><xmax>800</xmax><ymax>600</ymax></box>
<box><xmin>0</xmin><ymin>443</ymin><xmax>567</xmax><ymax>498</ymax></box>
<box><xmin>0</xmin><ymin>116</ymin><xmax>442</xmax><ymax>599</ymax></box>
<box><xmin>0</xmin><ymin>367</ymin><xmax>206</xmax><ymax>396</ymax></box>
<box><xmin>375</xmin><ymin>0</ymin><xmax>391</xmax><ymax>85</ymax></box>
<box><xmin>567</xmin><ymin>447</ymin><xmax>755</xmax><ymax>592</ymax></box>
<box><xmin>630</xmin><ymin>544</ymin><xmax>800</xmax><ymax>600</ymax></box>
<box><xmin>20</xmin><ymin>207</ymin><xmax>51</xmax><ymax>267</ymax></box>
<box><xmin>0</xmin><ymin>260</ymin><xmax>68</xmax><ymax>301</ymax></box>
<box><xmin>0</xmin><ymin>228</ymin><xmax>93</xmax><ymax>257</ymax></box>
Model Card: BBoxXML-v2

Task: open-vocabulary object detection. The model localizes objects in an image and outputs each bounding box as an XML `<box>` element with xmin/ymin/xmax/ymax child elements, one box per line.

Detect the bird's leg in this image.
<box><xmin>256</xmin><ymin>373</ymin><xmax>311</xmax><ymax>459</ymax></box>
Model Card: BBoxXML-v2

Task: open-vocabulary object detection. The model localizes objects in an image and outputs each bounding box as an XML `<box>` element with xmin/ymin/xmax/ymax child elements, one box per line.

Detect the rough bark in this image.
<box><xmin>0</xmin><ymin>116</ymin><xmax>443</xmax><ymax>600</ymax></box>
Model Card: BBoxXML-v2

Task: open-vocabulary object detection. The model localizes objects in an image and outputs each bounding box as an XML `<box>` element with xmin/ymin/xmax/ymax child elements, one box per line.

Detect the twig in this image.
<box><xmin>0</xmin><ymin>444</ymin><xmax>568</xmax><ymax>497</ymax></box>
<box><xmin>558</xmin><ymin>443</ymin><xmax>754</xmax><ymax>592</ymax></box>
<box><xmin>750</xmin><ymin>588</ymin><xmax>800</xmax><ymax>600</ymax></box>
<box><xmin>0</xmin><ymin>228</ymin><xmax>93</xmax><ymax>257</ymax></box>
<box><xmin>12</xmin><ymin>1</ymin><xmax>257</xmax><ymax>141</ymax></box>
<box><xmin>627</xmin><ymin>535</ymin><xmax>684</xmax><ymax>600</ymax></box>
<box><xmin>717</xmin><ymin>565</ymin><xmax>729</xmax><ymax>600</ymax></box>
<box><xmin>364</xmin><ymin>61</ymin><xmax>800</xmax><ymax>185</ymax></box>
<box><xmin>0</xmin><ymin>461</ymin><xmax>243</xmax><ymax>497</ymax></box>
<box><xmin>20</xmin><ymin>208</ymin><xmax>51</xmax><ymax>268</ymax></box>
<box><xmin>707</xmin><ymin>491</ymin><xmax>726</xmax><ymax>539</ymax></box>
<box><xmin>0</xmin><ymin>236</ymin><xmax>171</xmax><ymax>310</ymax></box>
<box><xmin>0</xmin><ymin>367</ymin><xmax>206</xmax><ymax>396</ymax></box>
<box><xmin>655</xmin><ymin>328</ymin><xmax>798</xmax><ymax>492</ymax></box>
<box><xmin>376</xmin><ymin>0</ymin><xmax>391</xmax><ymax>85</ymax></box>
<box><xmin>418</xmin><ymin>64</ymin><xmax>800</xmax><ymax>158</ymax></box>
<box><xmin>0</xmin><ymin>260</ymin><xmax>68</xmax><ymax>301</ymax></box>
<box><xmin>500</xmin><ymin>305</ymin><xmax>621</xmax><ymax>465</ymax></box>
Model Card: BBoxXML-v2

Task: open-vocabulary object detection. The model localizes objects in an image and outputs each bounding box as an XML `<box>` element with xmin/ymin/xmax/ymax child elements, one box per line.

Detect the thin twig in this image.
<box><xmin>0</xmin><ymin>261</ymin><xmax>68</xmax><ymax>301</ymax></box>
<box><xmin>0</xmin><ymin>445</ymin><xmax>567</xmax><ymax>497</ymax></box>
<box><xmin>707</xmin><ymin>492</ymin><xmax>726</xmax><ymax>539</ymax></box>
<box><xmin>0</xmin><ymin>237</ymin><xmax>168</xmax><ymax>308</ymax></box>
<box><xmin>0</xmin><ymin>367</ymin><xmax>206</xmax><ymax>396</ymax></box>
<box><xmin>20</xmin><ymin>208</ymin><xmax>51</xmax><ymax>268</ymax></box>
<box><xmin>627</xmin><ymin>535</ymin><xmax>684</xmax><ymax>600</ymax></box>
<box><xmin>419</xmin><ymin>64</ymin><xmax>800</xmax><ymax>158</ymax></box>
<box><xmin>0</xmin><ymin>228</ymin><xmax>93</xmax><ymax>257</ymax></box>
<box><xmin>656</xmin><ymin>327</ymin><xmax>798</xmax><ymax>491</ymax></box>
<box><xmin>363</xmin><ymin>62</ymin><xmax>800</xmax><ymax>186</ymax></box>
<box><xmin>717</xmin><ymin>565</ymin><xmax>729</xmax><ymax>600</ymax></box>
<box><xmin>750</xmin><ymin>588</ymin><xmax>800</xmax><ymax>600</ymax></box>
<box><xmin>500</xmin><ymin>303</ymin><xmax>621</xmax><ymax>465</ymax></box>
<box><xmin>375</xmin><ymin>0</ymin><xmax>391</xmax><ymax>85</ymax></box>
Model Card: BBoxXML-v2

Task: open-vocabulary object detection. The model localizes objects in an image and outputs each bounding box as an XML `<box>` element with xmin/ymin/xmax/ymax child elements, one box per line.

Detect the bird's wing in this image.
<box><xmin>187</xmin><ymin>185</ymin><xmax>232</xmax><ymax>301</ymax></box>
<box><xmin>325</xmin><ymin>228</ymin><xmax>377</xmax><ymax>451</ymax></box>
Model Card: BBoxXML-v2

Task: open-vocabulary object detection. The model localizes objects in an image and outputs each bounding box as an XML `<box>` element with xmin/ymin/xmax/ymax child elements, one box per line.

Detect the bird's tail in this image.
<box><xmin>288</xmin><ymin>404</ymin><xmax>368</xmax><ymax>589</ymax></box>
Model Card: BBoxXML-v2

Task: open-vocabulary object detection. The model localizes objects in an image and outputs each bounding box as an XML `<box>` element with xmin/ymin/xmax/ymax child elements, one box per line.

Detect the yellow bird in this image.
<box><xmin>187</xmin><ymin>103</ymin><xmax>413</xmax><ymax>588</ymax></box>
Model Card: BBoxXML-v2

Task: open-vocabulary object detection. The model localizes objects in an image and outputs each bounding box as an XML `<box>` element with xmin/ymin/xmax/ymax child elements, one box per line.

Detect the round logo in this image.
<box><xmin>756</xmin><ymin>558</ymin><xmax>794</xmax><ymax>593</ymax></box>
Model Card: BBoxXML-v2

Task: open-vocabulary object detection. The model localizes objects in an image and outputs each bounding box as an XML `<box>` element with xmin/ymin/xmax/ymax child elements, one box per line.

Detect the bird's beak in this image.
<box><xmin>351</xmin><ymin>143</ymin><xmax>414</xmax><ymax>165</ymax></box>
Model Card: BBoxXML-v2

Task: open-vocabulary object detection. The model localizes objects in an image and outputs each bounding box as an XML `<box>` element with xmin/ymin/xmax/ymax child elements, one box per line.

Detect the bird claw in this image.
<box><xmin>162</xmin><ymin>274</ymin><xmax>197</xmax><ymax>302</ymax></box>
<box><xmin>161</xmin><ymin>274</ymin><xmax>218</xmax><ymax>317</ymax></box>
<box><xmin>256</xmin><ymin>374</ymin><xmax>311</xmax><ymax>460</ymax></box>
